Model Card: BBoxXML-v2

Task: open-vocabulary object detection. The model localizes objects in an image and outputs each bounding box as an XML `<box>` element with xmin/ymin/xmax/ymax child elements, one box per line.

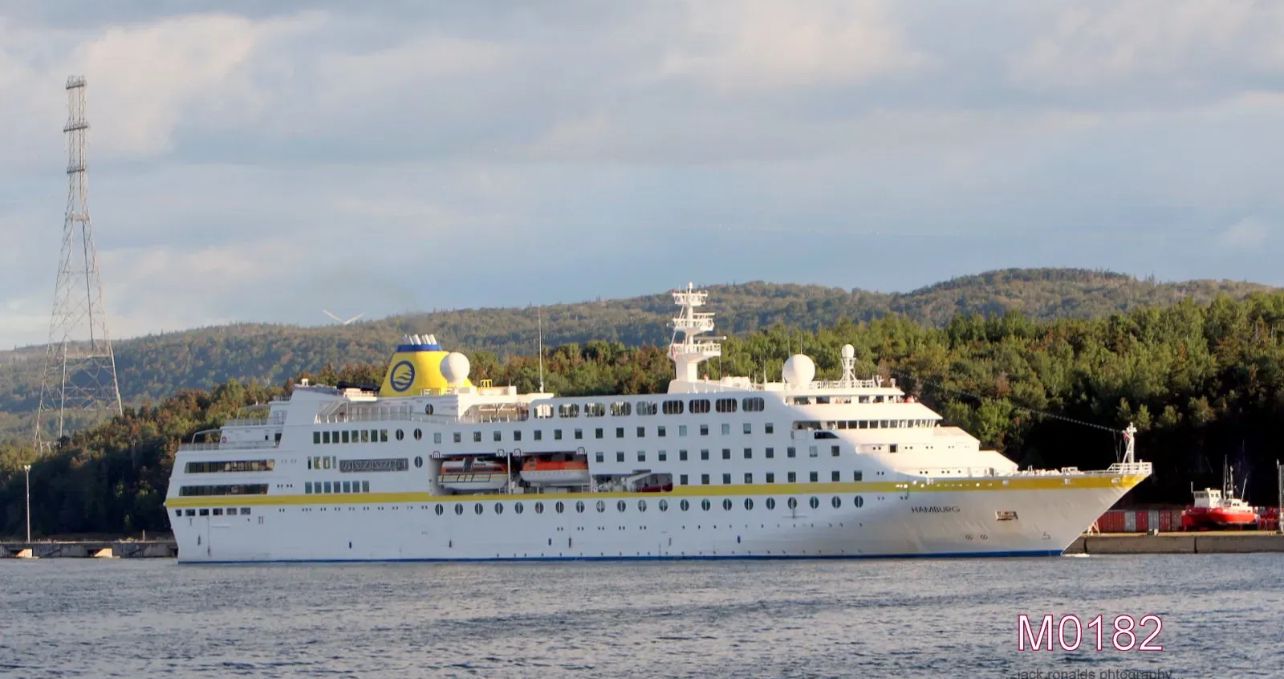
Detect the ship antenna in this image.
<box><xmin>537</xmin><ymin>306</ymin><xmax>545</xmax><ymax>393</ymax></box>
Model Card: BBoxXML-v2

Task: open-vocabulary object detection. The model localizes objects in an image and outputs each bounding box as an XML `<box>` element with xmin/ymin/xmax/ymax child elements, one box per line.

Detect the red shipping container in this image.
<box><xmin>1134</xmin><ymin>511</ymin><xmax>1148</xmax><ymax>533</ymax></box>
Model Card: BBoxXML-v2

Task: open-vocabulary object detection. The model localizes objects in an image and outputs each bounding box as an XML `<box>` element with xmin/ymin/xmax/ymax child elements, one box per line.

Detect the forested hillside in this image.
<box><xmin>4</xmin><ymin>290</ymin><xmax>1284</xmax><ymax>537</ymax></box>
<box><xmin>1</xmin><ymin>269</ymin><xmax>1268</xmax><ymax>444</ymax></box>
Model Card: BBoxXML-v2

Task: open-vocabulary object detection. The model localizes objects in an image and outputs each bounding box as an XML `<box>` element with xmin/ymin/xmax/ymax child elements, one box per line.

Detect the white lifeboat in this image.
<box><xmin>438</xmin><ymin>458</ymin><xmax>508</xmax><ymax>492</ymax></box>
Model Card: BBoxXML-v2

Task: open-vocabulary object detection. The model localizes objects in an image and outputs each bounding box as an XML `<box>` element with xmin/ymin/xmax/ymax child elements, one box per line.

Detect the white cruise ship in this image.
<box><xmin>165</xmin><ymin>284</ymin><xmax>1151</xmax><ymax>562</ymax></box>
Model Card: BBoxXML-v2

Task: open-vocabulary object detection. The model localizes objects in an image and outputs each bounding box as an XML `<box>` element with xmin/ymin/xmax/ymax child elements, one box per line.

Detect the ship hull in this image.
<box><xmin>169</xmin><ymin>475</ymin><xmax>1143</xmax><ymax>562</ymax></box>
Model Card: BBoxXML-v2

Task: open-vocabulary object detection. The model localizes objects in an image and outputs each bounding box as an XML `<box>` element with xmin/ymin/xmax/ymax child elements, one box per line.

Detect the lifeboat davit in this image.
<box><xmin>520</xmin><ymin>457</ymin><xmax>590</xmax><ymax>486</ymax></box>
<box><xmin>439</xmin><ymin>458</ymin><xmax>508</xmax><ymax>492</ymax></box>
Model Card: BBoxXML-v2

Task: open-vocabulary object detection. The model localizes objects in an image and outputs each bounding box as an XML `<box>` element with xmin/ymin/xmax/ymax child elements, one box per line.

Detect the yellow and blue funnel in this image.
<box><xmin>379</xmin><ymin>334</ymin><xmax>471</xmax><ymax>396</ymax></box>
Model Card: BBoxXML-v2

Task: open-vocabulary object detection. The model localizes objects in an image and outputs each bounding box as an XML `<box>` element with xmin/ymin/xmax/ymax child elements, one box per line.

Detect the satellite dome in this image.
<box><xmin>440</xmin><ymin>352</ymin><xmax>471</xmax><ymax>386</ymax></box>
<box><xmin>782</xmin><ymin>354</ymin><xmax>815</xmax><ymax>387</ymax></box>
<box><xmin>841</xmin><ymin>344</ymin><xmax>855</xmax><ymax>359</ymax></box>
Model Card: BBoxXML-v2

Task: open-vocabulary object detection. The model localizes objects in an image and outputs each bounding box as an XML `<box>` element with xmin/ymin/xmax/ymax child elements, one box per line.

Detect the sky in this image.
<box><xmin>2</xmin><ymin>1</ymin><xmax>1283</xmax><ymax>348</ymax></box>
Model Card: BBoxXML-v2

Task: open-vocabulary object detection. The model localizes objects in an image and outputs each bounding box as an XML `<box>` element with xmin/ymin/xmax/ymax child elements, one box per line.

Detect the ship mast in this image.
<box><xmin>668</xmin><ymin>282</ymin><xmax>721</xmax><ymax>383</ymax></box>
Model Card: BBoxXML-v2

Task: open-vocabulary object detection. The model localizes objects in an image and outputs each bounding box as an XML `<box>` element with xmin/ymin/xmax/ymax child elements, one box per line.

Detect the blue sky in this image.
<box><xmin>2</xmin><ymin>1</ymin><xmax>1282</xmax><ymax>347</ymax></box>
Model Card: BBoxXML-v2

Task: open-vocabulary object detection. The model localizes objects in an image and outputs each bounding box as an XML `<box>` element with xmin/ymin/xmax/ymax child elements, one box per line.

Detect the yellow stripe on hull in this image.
<box><xmin>165</xmin><ymin>474</ymin><xmax>1146</xmax><ymax>509</ymax></box>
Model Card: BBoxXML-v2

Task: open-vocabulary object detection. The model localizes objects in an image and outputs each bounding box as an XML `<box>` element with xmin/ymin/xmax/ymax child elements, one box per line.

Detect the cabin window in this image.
<box><xmin>765</xmin><ymin>447</ymin><xmax>774</xmax><ymax>459</ymax></box>
<box><xmin>637</xmin><ymin>451</ymin><xmax>646</xmax><ymax>462</ymax></box>
<box><xmin>743</xmin><ymin>423</ymin><xmax>751</xmax><ymax>435</ymax></box>
<box><xmin>809</xmin><ymin>446</ymin><xmax>819</xmax><ymax>458</ymax></box>
<box><xmin>700</xmin><ymin>449</ymin><xmax>709</xmax><ymax>460</ymax></box>
<box><xmin>715</xmin><ymin>398</ymin><xmax>737</xmax><ymax>413</ymax></box>
<box><xmin>832</xmin><ymin>496</ymin><xmax>842</xmax><ymax>508</ymax></box>
<box><xmin>809</xmin><ymin>472</ymin><xmax>819</xmax><ymax>482</ymax></box>
<box><xmin>679</xmin><ymin>474</ymin><xmax>688</xmax><ymax>486</ymax></box>
<box><xmin>721</xmin><ymin>424</ymin><xmax>731</xmax><ymax>435</ymax></box>
<box><xmin>454</xmin><ymin>504</ymin><xmax>464</xmax><ymax>515</ymax></box>
<box><xmin>701</xmin><ymin>499</ymin><xmax>712</xmax><ymax>511</ymax></box>
<box><xmin>492</xmin><ymin>431</ymin><xmax>501</xmax><ymax>442</ymax></box>
<box><xmin>679</xmin><ymin>450</ymin><xmax>689</xmax><ymax>461</ymax></box>
<box><xmin>679</xmin><ymin>425</ymin><xmax>688</xmax><ymax>436</ymax></box>
<box><xmin>766</xmin><ymin>472</ymin><xmax>775</xmax><ymax>483</ymax></box>
<box><xmin>744</xmin><ymin>473</ymin><xmax>753</xmax><ymax>484</ymax></box>
<box><xmin>534</xmin><ymin>502</ymin><xmax>544</xmax><ymax>514</ymax></box>
<box><xmin>743</xmin><ymin>448</ymin><xmax>752</xmax><ymax>459</ymax></box>
<box><xmin>574</xmin><ymin>429</ymin><xmax>583</xmax><ymax>440</ymax></box>
<box><xmin>575</xmin><ymin>501</ymin><xmax>585</xmax><ymax>513</ymax></box>
<box><xmin>199</xmin><ymin>509</ymin><xmax>209</xmax><ymax>516</ymax></box>
<box><xmin>721</xmin><ymin>449</ymin><xmax>731</xmax><ymax>460</ymax></box>
<box><xmin>414</xmin><ymin>456</ymin><xmax>423</xmax><ymax>468</ymax></box>
<box><xmin>615</xmin><ymin>427</ymin><xmax>624</xmax><ymax>438</ymax></box>
<box><xmin>494</xmin><ymin>503</ymin><xmax>504</xmax><ymax>515</ymax></box>
<box><xmin>363</xmin><ymin>481</ymin><xmax>370</xmax><ymax>492</ymax></box>
<box><xmin>305</xmin><ymin>481</ymin><xmax>313</xmax><ymax>493</ymax></box>
<box><xmin>595</xmin><ymin>452</ymin><xmax>604</xmax><ymax>463</ymax></box>
<box><xmin>853</xmin><ymin>471</ymin><xmax>863</xmax><ymax>481</ymax></box>
<box><xmin>393</xmin><ymin>430</ymin><xmax>401</xmax><ymax>442</ymax></box>
<box><xmin>555</xmin><ymin>501</ymin><xmax>565</xmax><ymax>514</ymax></box>
<box><xmin>473</xmin><ymin>432</ymin><xmax>482</xmax><ymax>443</ymax></box>
<box><xmin>558</xmin><ymin>404</ymin><xmax>579</xmax><ymax>418</ymax></box>
<box><xmin>637</xmin><ymin>402</ymin><xmax>657</xmax><ymax>416</ymax></box>
<box><xmin>766</xmin><ymin>498</ymin><xmax>776</xmax><ymax>510</ymax></box>
<box><xmin>513</xmin><ymin>431</ymin><xmax>521</xmax><ymax>442</ymax></box>
<box><xmin>434</xmin><ymin>433</ymin><xmax>442</xmax><ymax>444</ymax></box>
<box><xmin>744</xmin><ymin>498</ymin><xmax>754</xmax><ymax>510</ymax></box>
<box><xmin>213</xmin><ymin>508</ymin><xmax>223</xmax><ymax>516</ymax></box>
<box><xmin>342</xmin><ymin>431</ymin><xmax>350</xmax><ymax>444</ymax></box>
<box><xmin>453</xmin><ymin>433</ymin><xmax>461</xmax><ymax>443</ymax></box>
<box><xmin>586</xmin><ymin>403</ymin><xmax>605</xmax><ymax>418</ymax></box>
<box><xmin>663</xmin><ymin>400</ymin><xmax>683</xmax><ymax>415</ymax></box>
<box><xmin>765</xmin><ymin>423</ymin><xmax>774</xmax><ymax>434</ymax></box>
<box><xmin>658</xmin><ymin>450</ymin><xmax>667</xmax><ymax>461</ymax></box>
<box><xmin>742</xmin><ymin>397</ymin><xmax>765</xmax><ymax>412</ymax></box>
<box><xmin>323</xmin><ymin>482</ymin><xmax>332</xmax><ymax>493</ymax></box>
<box><xmin>474</xmin><ymin>503</ymin><xmax>483</xmax><ymax>515</ymax></box>
<box><xmin>595</xmin><ymin>428</ymin><xmax>603</xmax><ymax>439</ymax></box>
<box><xmin>722</xmin><ymin>473</ymin><xmax>731</xmax><ymax>485</ymax></box>
<box><xmin>701</xmin><ymin>474</ymin><xmax>710</xmax><ymax>485</ymax></box>
<box><xmin>659</xmin><ymin>499</ymin><xmax>668</xmax><ymax>512</ymax></box>
<box><xmin>854</xmin><ymin>496</ymin><xmax>864</xmax><ymax>507</ymax></box>
<box><xmin>809</xmin><ymin>497</ymin><xmax>820</xmax><ymax>510</ymax></box>
<box><xmin>435</xmin><ymin>505</ymin><xmax>444</xmax><ymax>516</ymax></box>
<box><xmin>617</xmin><ymin>500</ymin><xmax>627</xmax><ymax>512</ymax></box>
<box><xmin>616</xmin><ymin>452</ymin><xmax>624</xmax><ymax>462</ymax></box>
<box><xmin>689</xmin><ymin>399</ymin><xmax>710</xmax><ymax>414</ymax></box>
<box><xmin>787</xmin><ymin>472</ymin><xmax>796</xmax><ymax>483</ymax></box>
<box><xmin>534</xmin><ymin>431</ymin><xmax>542</xmax><ymax>441</ymax></box>
<box><xmin>831</xmin><ymin>471</ymin><xmax>841</xmax><ymax>482</ymax></box>
<box><xmin>699</xmin><ymin>425</ymin><xmax>709</xmax><ymax>436</ymax></box>
<box><xmin>832</xmin><ymin>445</ymin><xmax>840</xmax><ymax>457</ymax></box>
<box><xmin>515</xmin><ymin>502</ymin><xmax>524</xmax><ymax>514</ymax></box>
<box><xmin>380</xmin><ymin>430</ymin><xmax>389</xmax><ymax>442</ymax></box>
<box><xmin>313</xmin><ymin>432</ymin><xmax>321</xmax><ymax>444</ymax></box>
<box><xmin>554</xmin><ymin>430</ymin><xmax>563</xmax><ymax>440</ymax></box>
<box><xmin>787</xmin><ymin>497</ymin><xmax>798</xmax><ymax>510</ymax></box>
<box><xmin>722</xmin><ymin>498</ymin><xmax>733</xmax><ymax>511</ymax></box>
<box><xmin>657</xmin><ymin>426</ymin><xmax>666</xmax><ymax>437</ymax></box>
<box><xmin>680</xmin><ymin>499</ymin><xmax>690</xmax><ymax>511</ymax></box>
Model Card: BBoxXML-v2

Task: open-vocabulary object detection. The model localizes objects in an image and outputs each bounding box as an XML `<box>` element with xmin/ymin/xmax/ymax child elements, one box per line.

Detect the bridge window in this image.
<box><xmin>663</xmin><ymin>400</ymin><xmax>683</xmax><ymax>415</ymax></box>
<box><xmin>715</xmin><ymin>398</ymin><xmax>737</xmax><ymax>413</ymax></box>
<box><xmin>636</xmin><ymin>402</ymin><xmax>658</xmax><ymax>416</ymax></box>
<box><xmin>322</xmin><ymin>432</ymin><xmax>331</xmax><ymax>444</ymax></box>
<box><xmin>558</xmin><ymin>404</ymin><xmax>579</xmax><ymax>418</ymax></box>
<box><xmin>185</xmin><ymin>459</ymin><xmax>275</xmax><ymax>473</ymax></box>
<box><xmin>689</xmin><ymin>399</ymin><xmax>710</xmax><ymax>414</ymax></box>
<box><xmin>313</xmin><ymin>432</ymin><xmax>320</xmax><ymax>444</ymax></box>
<box><xmin>610</xmin><ymin>401</ymin><xmax>632</xmax><ymax>416</ymax></box>
<box><xmin>179</xmin><ymin>484</ymin><xmax>269</xmax><ymax>496</ymax></box>
<box><xmin>585</xmin><ymin>403</ymin><xmax>605</xmax><ymax>417</ymax></box>
<box><xmin>742</xmin><ymin>397</ymin><xmax>765</xmax><ymax>412</ymax></box>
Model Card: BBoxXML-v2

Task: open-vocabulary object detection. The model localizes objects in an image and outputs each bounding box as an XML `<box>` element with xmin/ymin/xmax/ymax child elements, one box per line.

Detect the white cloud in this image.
<box><xmin>659</xmin><ymin>0</ymin><xmax>924</xmax><ymax>92</ymax></box>
<box><xmin>1218</xmin><ymin>217</ymin><xmax>1270</xmax><ymax>251</ymax></box>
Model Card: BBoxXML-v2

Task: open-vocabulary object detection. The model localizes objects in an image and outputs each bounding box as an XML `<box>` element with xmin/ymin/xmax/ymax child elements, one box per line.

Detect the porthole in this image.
<box><xmin>434</xmin><ymin>504</ymin><xmax>444</xmax><ymax>516</ymax></box>
<box><xmin>413</xmin><ymin>429</ymin><xmax>422</xmax><ymax>441</ymax></box>
<box><xmin>854</xmin><ymin>495</ymin><xmax>864</xmax><ymax>508</ymax></box>
<box><xmin>722</xmin><ymin>498</ymin><xmax>732</xmax><ymax>511</ymax></box>
<box><xmin>495</xmin><ymin>503</ymin><xmax>504</xmax><ymax>515</ymax></box>
<box><xmin>414</xmin><ymin>456</ymin><xmax>423</xmax><ymax>468</ymax></box>
<box><xmin>680</xmin><ymin>499</ymin><xmax>690</xmax><ymax>511</ymax></box>
<box><xmin>535</xmin><ymin>502</ymin><xmax>544</xmax><ymax>514</ymax></box>
<box><xmin>454</xmin><ymin>504</ymin><xmax>464</xmax><ymax>515</ymax></box>
<box><xmin>617</xmin><ymin>500</ymin><xmax>627</xmax><ymax>512</ymax></box>
<box><xmin>809</xmin><ymin>497</ymin><xmax>820</xmax><ymax>510</ymax></box>
<box><xmin>424</xmin><ymin>404</ymin><xmax>434</xmax><ymax>415</ymax></box>
<box><xmin>744</xmin><ymin>498</ymin><xmax>754</xmax><ymax>511</ymax></box>
<box><xmin>596</xmin><ymin>500</ymin><xmax>606</xmax><ymax>513</ymax></box>
<box><xmin>701</xmin><ymin>499</ymin><xmax>711</xmax><ymax>511</ymax></box>
<box><xmin>555</xmin><ymin>501</ymin><xmax>565</xmax><ymax>514</ymax></box>
<box><xmin>515</xmin><ymin>502</ymin><xmax>524</xmax><ymax>514</ymax></box>
<box><xmin>766</xmin><ymin>498</ymin><xmax>776</xmax><ymax>510</ymax></box>
<box><xmin>395</xmin><ymin>429</ymin><xmax>405</xmax><ymax>441</ymax></box>
<box><xmin>787</xmin><ymin>497</ymin><xmax>798</xmax><ymax>510</ymax></box>
<box><xmin>576</xmin><ymin>501</ymin><xmax>585</xmax><ymax>513</ymax></box>
<box><xmin>474</xmin><ymin>503</ymin><xmax>483</xmax><ymax>515</ymax></box>
<box><xmin>638</xmin><ymin>500</ymin><xmax>647</xmax><ymax>512</ymax></box>
<box><xmin>659</xmin><ymin>499</ymin><xmax>669</xmax><ymax>512</ymax></box>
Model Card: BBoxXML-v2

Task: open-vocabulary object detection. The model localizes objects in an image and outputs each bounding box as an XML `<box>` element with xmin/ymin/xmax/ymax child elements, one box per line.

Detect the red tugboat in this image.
<box><xmin>1181</xmin><ymin>458</ymin><xmax>1258</xmax><ymax>530</ymax></box>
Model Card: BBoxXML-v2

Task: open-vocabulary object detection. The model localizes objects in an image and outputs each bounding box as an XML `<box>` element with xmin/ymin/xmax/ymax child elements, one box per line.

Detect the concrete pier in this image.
<box><xmin>1066</xmin><ymin>531</ymin><xmax>1284</xmax><ymax>555</ymax></box>
<box><xmin>0</xmin><ymin>539</ymin><xmax>177</xmax><ymax>559</ymax></box>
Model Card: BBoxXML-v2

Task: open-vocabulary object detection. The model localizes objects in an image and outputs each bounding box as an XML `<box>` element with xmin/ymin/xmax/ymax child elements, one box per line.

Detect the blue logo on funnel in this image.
<box><xmin>389</xmin><ymin>360</ymin><xmax>416</xmax><ymax>392</ymax></box>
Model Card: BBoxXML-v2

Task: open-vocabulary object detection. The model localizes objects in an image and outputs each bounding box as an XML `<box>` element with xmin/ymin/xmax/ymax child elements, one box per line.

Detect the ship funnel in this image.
<box><xmin>379</xmin><ymin>333</ymin><xmax>472</xmax><ymax>396</ymax></box>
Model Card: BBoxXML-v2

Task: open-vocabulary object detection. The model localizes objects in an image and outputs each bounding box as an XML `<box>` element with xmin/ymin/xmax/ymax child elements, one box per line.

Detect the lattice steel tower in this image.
<box><xmin>33</xmin><ymin>76</ymin><xmax>123</xmax><ymax>446</ymax></box>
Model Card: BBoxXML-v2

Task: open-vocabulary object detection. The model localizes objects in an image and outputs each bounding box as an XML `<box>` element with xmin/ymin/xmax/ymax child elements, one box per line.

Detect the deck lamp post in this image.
<box><xmin>23</xmin><ymin>464</ymin><xmax>32</xmax><ymax>543</ymax></box>
<box><xmin>1277</xmin><ymin>460</ymin><xmax>1283</xmax><ymax>535</ymax></box>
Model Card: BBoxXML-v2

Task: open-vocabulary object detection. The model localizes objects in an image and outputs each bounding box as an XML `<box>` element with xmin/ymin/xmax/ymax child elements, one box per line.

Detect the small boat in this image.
<box><xmin>439</xmin><ymin>458</ymin><xmax>509</xmax><ymax>492</ymax></box>
<box><xmin>1181</xmin><ymin>459</ymin><xmax>1258</xmax><ymax>530</ymax></box>
<box><xmin>521</xmin><ymin>456</ymin><xmax>590</xmax><ymax>486</ymax></box>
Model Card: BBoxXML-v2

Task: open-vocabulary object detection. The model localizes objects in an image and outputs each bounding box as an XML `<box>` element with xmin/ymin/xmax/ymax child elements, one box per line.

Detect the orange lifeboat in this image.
<box><xmin>520</xmin><ymin>456</ymin><xmax>590</xmax><ymax>486</ymax></box>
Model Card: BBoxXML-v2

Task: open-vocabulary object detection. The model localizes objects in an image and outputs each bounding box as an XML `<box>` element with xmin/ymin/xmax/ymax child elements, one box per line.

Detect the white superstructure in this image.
<box><xmin>165</xmin><ymin>285</ymin><xmax>1151</xmax><ymax>562</ymax></box>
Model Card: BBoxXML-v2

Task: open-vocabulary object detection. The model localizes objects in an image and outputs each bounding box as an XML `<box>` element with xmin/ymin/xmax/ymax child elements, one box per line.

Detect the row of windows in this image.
<box><xmin>787</xmin><ymin>395</ymin><xmax>898</xmax><ymax>405</ymax></box>
<box><xmin>594</xmin><ymin>444</ymin><xmax>843</xmax><ymax>464</ymax></box>
<box><xmin>305</xmin><ymin>480</ymin><xmax>371</xmax><ymax>494</ymax></box>
<box><xmin>185</xmin><ymin>459</ymin><xmax>274</xmax><ymax>474</ymax></box>
<box><xmin>675</xmin><ymin>470</ymin><xmax>863</xmax><ymax>485</ymax></box>
<box><xmin>175</xmin><ymin>507</ymin><xmax>252</xmax><ymax>517</ymax></box>
<box><xmin>313</xmin><ymin>429</ymin><xmax>394</xmax><ymax>445</ymax></box>
<box><xmin>178</xmin><ymin>484</ymin><xmax>269</xmax><ymax>497</ymax></box>
<box><xmin>794</xmin><ymin>419</ymin><xmax>936</xmax><ymax>430</ymax></box>
<box><xmin>430</xmin><ymin>494</ymin><xmax>865</xmax><ymax>516</ymax></box>
<box><xmin>537</xmin><ymin>397</ymin><xmax>768</xmax><ymax>419</ymax></box>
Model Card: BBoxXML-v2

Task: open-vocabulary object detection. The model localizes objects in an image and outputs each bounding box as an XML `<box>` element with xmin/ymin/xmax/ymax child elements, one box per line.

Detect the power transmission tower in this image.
<box><xmin>33</xmin><ymin>76</ymin><xmax>123</xmax><ymax>447</ymax></box>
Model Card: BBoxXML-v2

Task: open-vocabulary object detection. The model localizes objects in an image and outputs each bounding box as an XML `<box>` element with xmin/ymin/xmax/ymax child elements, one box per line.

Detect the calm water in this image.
<box><xmin>1</xmin><ymin>555</ymin><xmax>1280</xmax><ymax>678</ymax></box>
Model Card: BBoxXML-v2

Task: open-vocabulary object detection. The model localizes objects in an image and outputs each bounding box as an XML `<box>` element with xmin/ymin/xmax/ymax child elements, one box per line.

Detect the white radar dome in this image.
<box><xmin>440</xmin><ymin>352</ymin><xmax>471</xmax><ymax>386</ymax></box>
<box><xmin>841</xmin><ymin>344</ymin><xmax>855</xmax><ymax>359</ymax></box>
<box><xmin>782</xmin><ymin>354</ymin><xmax>816</xmax><ymax>387</ymax></box>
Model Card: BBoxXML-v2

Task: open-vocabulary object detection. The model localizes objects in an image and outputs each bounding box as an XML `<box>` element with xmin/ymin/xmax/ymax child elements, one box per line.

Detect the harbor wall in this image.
<box><xmin>0</xmin><ymin>540</ymin><xmax>177</xmax><ymax>559</ymax></box>
<box><xmin>1066</xmin><ymin>532</ymin><xmax>1284</xmax><ymax>555</ymax></box>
